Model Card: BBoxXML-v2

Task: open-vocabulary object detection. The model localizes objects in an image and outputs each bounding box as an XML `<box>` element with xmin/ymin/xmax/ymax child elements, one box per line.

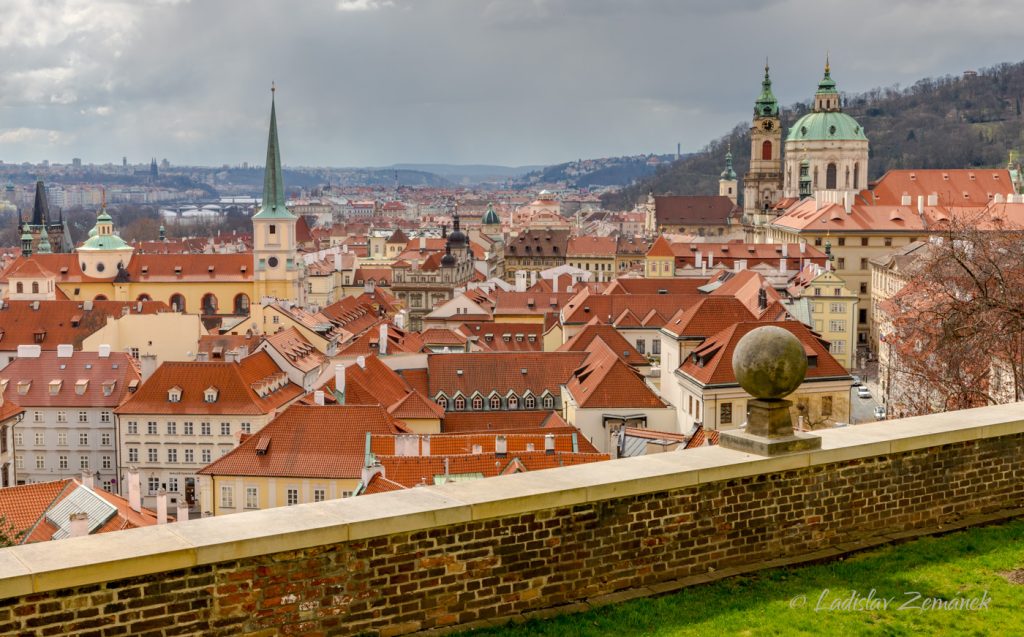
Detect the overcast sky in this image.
<box><xmin>1</xmin><ymin>0</ymin><xmax>1020</xmax><ymax>168</ymax></box>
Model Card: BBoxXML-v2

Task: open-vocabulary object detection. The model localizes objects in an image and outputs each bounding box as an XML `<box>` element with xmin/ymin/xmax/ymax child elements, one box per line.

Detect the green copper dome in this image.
<box><xmin>79</xmin><ymin>208</ymin><xmax>131</xmax><ymax>252</ymax></box>
<box><xmin>720</xmin><ymin>150</ymin><xmax>737</xmax><ymax>180</ymax></box>
<box><xmin>787</xmin><ymin>111</ymin><xmax>867</xmax><ymax>142</ymax></box>
<box><xmin>482</xmin><ymin>203</ymin><xmax>500</xmax><ymax>225</ymax></box>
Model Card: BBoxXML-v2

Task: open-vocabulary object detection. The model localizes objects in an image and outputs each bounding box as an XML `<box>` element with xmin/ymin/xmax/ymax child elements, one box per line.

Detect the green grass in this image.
<box><xmin>458</xmin><ymin>519</ymin><xmax>1024</xmax><ymax>637</ymax></box>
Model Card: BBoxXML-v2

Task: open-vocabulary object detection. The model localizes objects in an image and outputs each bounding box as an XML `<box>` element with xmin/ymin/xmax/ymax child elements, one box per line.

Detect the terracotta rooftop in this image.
<box><xmin>566</xmin><ymin>235</ymin><xmax>617</xmax><ymax>258</ymax></box>
<box><xmin>679</xmin><ymin>320</ymin><xmax>851</xmax><ymax>386</ymax></box>
<box><xmin>868</xmin><ymin>169</ymin><xmax>1013</xmax><ymax>207</ymax></box>
<box><xmin>441</xmin><ymin>410</ymin><xmax>569</xmax><ymax>433</ymax></box>
<box><xmin>1</xmin><ymin>350</ymin><xmax>140</xmax><ymax>408</ymax></box>
<box><xmin>564</xmin><ymin>340</ymin><xmax>667</xmax><ymax>409</ymax></box>
<box><xmin>427</xmin><ymin>351</ymin><xmax>587</xmax><ymax>399</ymax></box>
<box><xmin>456</xmin><ymin>322</ymin><xmax>543</xmax><ymax>352</ymax></box>
<box><xmin>0</xmin><ymin>300</ymin><xmax>171</xmax><ymax>350</ymax></box>
<box><xmin>262</xmin><ymin>327</ymin><xmax>327</xmax><ymax>373</ymax></box>
<box><xmin>115</xmin><ymin>351</ymin><xmax>303</xmax><ymax>416</ymax></box>
<box><xmin>198</xmin><ymin>404</ymin><xmax>407</xmax><ymax>480</ymax></box>
<box><xmin>653</xmin><ymin>195</ymin><xmax>740</xmax><ymax>226</ymax></box>
<box><xmin>557</xmin><ymin>320</ymin><xmax>646</xmax><ymax>366</ymax></box>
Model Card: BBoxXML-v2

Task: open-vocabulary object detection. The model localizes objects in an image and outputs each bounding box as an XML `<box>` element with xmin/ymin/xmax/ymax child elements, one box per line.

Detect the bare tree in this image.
<box><xmin>884</xmin><ymin>212</ymin><xmax>1024</xmax><ymax>416</ymax></box>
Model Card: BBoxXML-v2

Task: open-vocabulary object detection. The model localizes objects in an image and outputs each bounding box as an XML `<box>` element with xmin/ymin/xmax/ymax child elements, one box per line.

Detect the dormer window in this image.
<box><xmin>204</xmin><ymin>386</ymin><xmax>218</xmax><ymax>403</ymax></box>
<box><xmin>75</xmin><ymin>380</ymin><xmax>89</xmax><ymax>396</ymax></box>
<box><xmin>102</xmin><ymin>381</ymin><xmax>115</xmax><ymax>397</ymax></box>
<box><xmin>49</xmin><ymin>380</ymin><xmax>62</xmax><ymax>396</ymax></box>
<box><xmin>18</xmin><ymin>380</ymin><xmax>31</xmax><ymax>395</ymax></box>
<box><xmin>168</xmin><ymin>386</ymin><xmax>182</xmax><ymax>403</ymax></box>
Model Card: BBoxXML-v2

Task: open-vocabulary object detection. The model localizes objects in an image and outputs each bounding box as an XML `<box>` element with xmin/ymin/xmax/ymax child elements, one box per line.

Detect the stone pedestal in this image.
<box><xmin>719</xmin><ymin>398</ymin><xmax>821</xmax><ymax>456</ymax></box>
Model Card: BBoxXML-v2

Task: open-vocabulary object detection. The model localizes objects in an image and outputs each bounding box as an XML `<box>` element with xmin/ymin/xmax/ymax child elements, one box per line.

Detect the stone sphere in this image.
<box><xmin>731</xmin><ymin>326</ymin><xmax>807</xmax><ymax>399</ymax></box>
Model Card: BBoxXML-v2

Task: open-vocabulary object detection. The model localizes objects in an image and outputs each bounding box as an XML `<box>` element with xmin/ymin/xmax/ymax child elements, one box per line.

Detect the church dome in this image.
<box><xmin>440</xmin><ymin>248</ymin><xmax>456</xmax><ymax>268</ymax></box>
<box><xmin>482</xmin><ymin>203</ymin><xmax>500</xmax><ymax>226</ymax></box>
<box><xmin>787</xmin><ymin>111</ymin><xmax>866</xmax><ymax>143</ymax></box>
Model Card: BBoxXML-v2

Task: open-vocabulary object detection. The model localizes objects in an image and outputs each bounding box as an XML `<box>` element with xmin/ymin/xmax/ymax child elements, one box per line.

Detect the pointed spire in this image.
<box><xmin>720</xmin><ymin>144</ymin><xmax>737</xmax><ymax>181</ymax></box>
<box><xmin>31</xmin><ymin>179</ymin><xmax>49</xmax><ymax>226</ymax></box>
<box><xmin>754</xmin><ymin>59</ymin><xmax>778</xmax><ymax>118</ymax></box>
<box><xmin>20</xmin><ymin>224</ymin><xmax>33</xmax><ymax>256</ymax></box>
<box><xmin>253</xmin><ymin>82</ymin><xmax>293</xmax><ymax>219</ymax></box>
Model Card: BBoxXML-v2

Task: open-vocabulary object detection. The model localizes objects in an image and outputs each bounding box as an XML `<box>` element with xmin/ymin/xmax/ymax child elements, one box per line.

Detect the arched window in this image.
<box><xmin>489</xmin><ymin>395</ymin><xmax>501</xmax><ymax>410</ymax></box>
<box><xmin>471</xmin><ymin>395</ymin><xmax>483</xmax><ymax>410</ymax></box>
<box><xmin>762</xmin><ymin>140</ymin><xmax>772</xmax><ymax>161</ymax></box>
<box><xmin>854</xmin><ymin>163</ymin><xmax>860</xmax><ymax>190</ymax></box>
<box><xmin>15</xmin><ymin>282</ymin><xmax>23</xmax><ymax>293</ymax></box>
<box><xmin>542</xmin><ymin>395</ymin><xmax>554</xmax><ymax>409</ymax></box>
<box><xmin>94</xmin><ymin>294</ymin><xmax>108</xmax><ymax>301</ymax></box>
<box><xmin>169</xmin><ymin>294</ymin><xmax>186</xmax><ymax>312</ymax></box>
<box><xmin>845</xmin><ymin>166</ymin><xmax>850</xmax><ymax>188</ymax></box>
<box><xmin>201</xmin><ymin>293</ymin><xmax>218</xmax><ymax>315</ymax></box>
<box><xmin>31</xmin><ymin>282</ymin><xmax>38</xmax><ymax>294</ymax></box>
<box><xmin>233</xmin><ymin>294</ymin><xmax>250</xmax><ymax>315</ymax></box>
<box><xmin>454</xmin><ymin>396</ymin><xmax>466</xmax><ymax>411</ymax></box>
<box><xmin>137</xmin><ymin>294</ymin><xmax>152</xmax><ymax>302</ymax></box>
<box><xmin>826</xmin><ymin>163</ymin><xmax>837</xmax><ymax>189</ymax></box>
<box><xmin>507</xmin><ymin>395</ymin><xmax>519</xmax><ymax>410</ymax></box>
<box><xmin>436</xmin><ymin>396</ymin><xmax>448</xmax><ymax>410</ymax></box>
<box><xmin>524</xmin><ymin>394</ymin><xmax>536</xmax><ymax>409</ymax></box>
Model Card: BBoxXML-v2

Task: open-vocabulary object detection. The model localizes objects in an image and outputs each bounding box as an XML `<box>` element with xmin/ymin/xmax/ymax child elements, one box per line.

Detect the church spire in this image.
<box><xmin>720</xmin><ymin>145</ymin><xmax>737</xmax><ymax>181</ymax></box>
<box><xmin>754</xmin><ymin>59</ymin><xmax>779</xmax><ymax>118</ymax></box>
<box><xmin>31</xmin><ymin>179</ymin><xmax>49</xmax><ymax>226</ymax></box>
<box><xmin>253</xmin><ymin>82</ymin><xmax>293</xmax><ymax>219</ymax></box>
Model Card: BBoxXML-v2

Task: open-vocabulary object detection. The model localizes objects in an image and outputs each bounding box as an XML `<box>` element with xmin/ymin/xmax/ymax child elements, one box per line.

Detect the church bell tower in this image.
<box><xmin>743</xmin><ymin>62</ymin><xmax>783</xmax><ymax>242</ymax></box>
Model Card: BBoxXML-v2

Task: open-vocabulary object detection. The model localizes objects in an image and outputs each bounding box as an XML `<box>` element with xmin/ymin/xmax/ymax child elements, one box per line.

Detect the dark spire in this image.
<box><xmin>31</xmin><ymin>179</ymin><xmax>49</xmax><ymax>226</ymax></box>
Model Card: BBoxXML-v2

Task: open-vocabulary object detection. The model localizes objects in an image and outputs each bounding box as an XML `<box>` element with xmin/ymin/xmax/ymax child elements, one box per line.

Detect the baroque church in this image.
<box><xmin>737</xmin><ymin>59</ymin><xmax>870</xmax><ymax>242</ymax></box>
<box><xmin>18</xmin><ymin>179</ymin><xmax>73</xmax><ymax>255</ymax></box>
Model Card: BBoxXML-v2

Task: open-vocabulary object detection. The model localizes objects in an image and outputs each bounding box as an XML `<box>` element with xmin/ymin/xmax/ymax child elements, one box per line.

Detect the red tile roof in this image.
<box><xmin>198</xmin><ymin>404</ymin><xmax>407</xmax><ymax>479</ymax></box>
<box><xmin>388</xmin><ymin>390</ymin><xmax>445</xmax><ymax>420</ymax></box>
<box><xmin>566</xmin><ymin>236</ymin><xmax>617</xmax><ymax>258</ymax></box>
<box><xmin>456</xmin><ymin>322</ymin><xmax>543</xmax><ymax>352</ymax></box>
<box><xmin>338</xmin><ymin>324</ymin><xmax>424</xmax><ymax>357</ymax></box>
<box><xmin>561</xmin><ymin>287</ymin><xmax>698</xmax><ymax>326</ymax></box>
<box><xmin>505</xmin><ymin>229</ymin><xmax>570</xmax><ymax>259</ymax></box>
<box><xmin>602</xmin><ymin>277</ymin><xmax>705</xmax><ymax>295</ymax></box>
<box><xmin>653</xmin><ymin>196</ymin><xmax>740</xmax><ymax>226</ymax></box>
<box><xmin>262</xmin><ymin>327</ymin><xmax>327</xmax><ymax>373</ymax></box>
<box><xmin>420</xmin><ymin>328</ymin><xmax>470</xmax><ymax>347</ymax></box>
<box><xmin>868</xmin><ymin>169</ymin><xmax>1012</xmax><ymax>206</ymax></box>
<box><xmin>0</xmin><ymin>300</ymin><xmax>171</xmax><ymax>350</ymax></box>
<box><xmin>0</xmin><ymin>479</ymin><xmax>163</xmax><ymax>543</ymax></box>
<box><xmin>565</xmin><ymin>341</ymin><xmax>666</xmax><ymax>409</ymax></box>
<box><xmin>646</xmin><ymin>235</ymin><xmax>675</xmax><ymax>258</ymax></box>
<box><xmin>441</xmin><ymin>410</ymin><xmax>569</xmax><ymax>433</ymax></box>
<box><xmin>0</xmin><ymin>351</ymin><xmax>140</xmax><ymax>408</ymax></box>
<box><xmin>558</xmin><ymin>320</ymin><xmax>646</xmax><ymax>366</ymax></box>
<box><xmin>116</xmin><ymin>351</ymin><xmax>303</xmax><ymax>415</ymax></box>
<box><xmin>369</xmin><ymin>430</ymin><xmax>597</xmax><ymax>456</ymax></box>
<box><xmin>679</xmin><ymin>321</ymin><xmax>851</xmax><ymax>386</ymax></box>
<box><xmin>427</xmin><ymin>352</ymin><xmax>587</xmax><ymax>399</ymax></box>
<box><xmin>366</xmin><ymin>450</ymin><xmax>609</xmax><ymax>490</ymax></box>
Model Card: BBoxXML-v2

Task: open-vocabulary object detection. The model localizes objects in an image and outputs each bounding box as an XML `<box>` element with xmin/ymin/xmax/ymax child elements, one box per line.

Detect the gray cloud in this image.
<box><xmin>0</xmin><ymin>0</ymin><xmax>1019</xmax><ymax>167</ymax></box>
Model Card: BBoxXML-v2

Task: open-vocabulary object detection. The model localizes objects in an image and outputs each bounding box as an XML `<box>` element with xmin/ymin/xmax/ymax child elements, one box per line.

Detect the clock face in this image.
<box><xmin>761</xmin><ymin>120</ymin><xmax>774</xmax><ymax>131</ymax></box>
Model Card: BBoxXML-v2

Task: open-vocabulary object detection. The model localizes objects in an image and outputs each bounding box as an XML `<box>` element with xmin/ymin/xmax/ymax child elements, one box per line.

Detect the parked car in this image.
<box><xmin>874</xmin><ymin>406</ymin><xmax>886</xmax><ymax>420</ymax></box>
<box><xmin>851</xmin><ymin>375</ymin><xmax>862</xmax><ymax>387</ymax></box>
<box><xmin>857</xmin><ymin>387</ymin><xmax>872</xmax><ymax>399</ymax></box>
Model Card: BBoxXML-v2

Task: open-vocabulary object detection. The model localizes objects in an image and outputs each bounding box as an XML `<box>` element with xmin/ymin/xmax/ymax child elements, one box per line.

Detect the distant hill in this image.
<box><xmin>514</xmin><ymin>154</ymin><xmax>681</xmax><ymax>189</ymax></box>
<box><xmin>603</xmin><ymin>60</ymin><xmax>1024</xmax><ymax>210</ymax></box>
<box><xmin>386</xmin><ymin>163</ymin><xmax>541</xmax><ymax>185</ymax></box>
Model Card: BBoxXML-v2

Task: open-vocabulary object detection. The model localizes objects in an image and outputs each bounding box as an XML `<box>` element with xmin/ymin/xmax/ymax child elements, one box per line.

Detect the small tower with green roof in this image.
<box><xmin>719</xmin><ymin>146</ymin><xmax>738</xmax><ymax>205</ymax></box>
<box><xmin>481</xmin><ymin>202</ymin><xmax>502</xmax><ymax>239</ymax></box>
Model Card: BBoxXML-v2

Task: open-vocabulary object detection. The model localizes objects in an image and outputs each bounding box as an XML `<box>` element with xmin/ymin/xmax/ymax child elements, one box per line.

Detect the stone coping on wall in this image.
<box><xmin>0</xmin><ymin>402</ymin><xmax>1021</xmax><ymax>600</ymax></box>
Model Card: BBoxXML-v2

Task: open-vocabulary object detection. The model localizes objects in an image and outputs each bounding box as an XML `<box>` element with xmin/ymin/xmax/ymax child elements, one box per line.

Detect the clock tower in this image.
<box><xmin>743</xmin><ymin>63</ymin><xmax>783</xmax><ymax>242</ymax></box>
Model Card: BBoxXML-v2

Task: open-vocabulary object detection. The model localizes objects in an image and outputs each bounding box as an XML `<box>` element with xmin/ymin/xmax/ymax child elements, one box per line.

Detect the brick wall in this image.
<box><xmin>1</xmin><ymin>427</ymin><xmax>1022</xmax><ymax>636</ymax></box>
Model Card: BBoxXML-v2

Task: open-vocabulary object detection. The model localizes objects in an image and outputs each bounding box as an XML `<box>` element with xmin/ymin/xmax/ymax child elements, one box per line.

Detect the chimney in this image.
<box><xmin>917</xmin><ymin>195</ymin><xmax>924</xmax><ymax>215</ymax></box>
<box><xmin>707</xmin><ymin>252</ymin><xmax>714</xmax><ymax>267</ymax></box>
<box><xmin>843</xmin><ymin>191</ymin><xmax>852</xmax><ymax>214</ymax></box>
<box><xmin>421</xmin><ymin>435</ymin><xmax>430</xmax><ymax>456</ymax></box>
<box><xmin>57</xmin><ymin>344</ymin><xmax>74</xmax><ymax>358</ymax></box>
<box><xmin>314</xmin><ymin>390</ymin><xmax>325</xmax><ymax>406</ymax></box>
<box><xmin>98</xmin><ymin>344</ymin><xmax>111</xmax><ymax>358</ymax></box>
<box><xmin>16</xmin><ymin>344</ymin><xmax>41</xmax><ymax>358</ymax></box>
<box><xmin>495</xmin><ymin>435</ymin><xmax>507</xmax><ymax>457</ymax></box>
<box><xmin>334</xmin><ymin>252</ymin><xmax>341</xmax><ymax>270</ymax></box>
<box><xmin>782</xmin><ymin>243</ymin><xmax>788</xmax><ymax>258</ymax></box>
<box><xmin>799</xmin><ymin>240</ymin><xmax>806</xmax><ymax>254</ymax></box>
<box><xmin>127</xmin><ymin>468</ymin><xmax>141</xmax><ymax>513</ymax></box>
<box><xmin>343</xmin><ymin>244</ymin><xmax>349</xmax><ymax>253</ymax></box>
<box><xmin>530</xmin><ymin>270</ymin><xmax>537</xmax><ymax>287</ymax></box>
<box><xmin>80</xmin><ymin>469</ymin><xmax>94</xmax><ymax>489</ymax></box>
<box><xmin>553</xmin><ymin>277</ymin><xmax>559</xmax><ymax>293</ymax></box>
<box><xmin>335</xmin><ymin>363</ymin><xmax>346</xmax><ymax>396</ymax></box>
<box><xmin>140</xmin><ymin>354</ymin><xmax>158</xmax><ymax>383</ymax></box>
<box><xmin>83</xmin><ymin>299</ymin><xmax>93</xmax><ymax>311</ymax></box>
<box><xmin>68</xmin><ymin>512</ymin><xmax>90</xmax><ymax>538</ymax></box>
<box><xmin>779</xmin><ymin>258</ymin><xmax>787</xmax><ymax>274</ymax></box>
<box><xmin>356</xmin><ymin>355</ymin><xmax>366</xmax><ymax>369</ymax></box>
<box><xmin>378</xmin><ymin>324</ymin><xmax>388</xmax><ymax>355</ymax></box>
<box><xmin>156</xmin><ymin>488</ymin><xmax>168</xmax><ymax>524</ymax></box>
<box><xmin>901</xmin><ymin>193</ymin><xmax>912</xmax><ymax>206</ymax></box>
<box><xmin>544</xmin><ymin>433</ymin><xmax>555</xmax><ymax>455</ymax></box>
<box><xmin>419</xmin><ymin>236</ymin><xmax>426</xmax><ymax>250</ymax></box>
<box><xmin>694</xmin><ymin>250</ymin><xmax>701</xmax><ymax>268</ymax></box>
<box><xmin>176</xmin><ymin>500</ymin><xmax>189</xmax><ymax>523</ymax></box>
<box><xmin>927</xmin><ymin>193</ymin><xmax>938</xmax><ymax>206</ymax></box>
<box><xmin>515</xmin><ymin>270</ymin><xmax>527</xmax><ymax>292</ymax></box>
